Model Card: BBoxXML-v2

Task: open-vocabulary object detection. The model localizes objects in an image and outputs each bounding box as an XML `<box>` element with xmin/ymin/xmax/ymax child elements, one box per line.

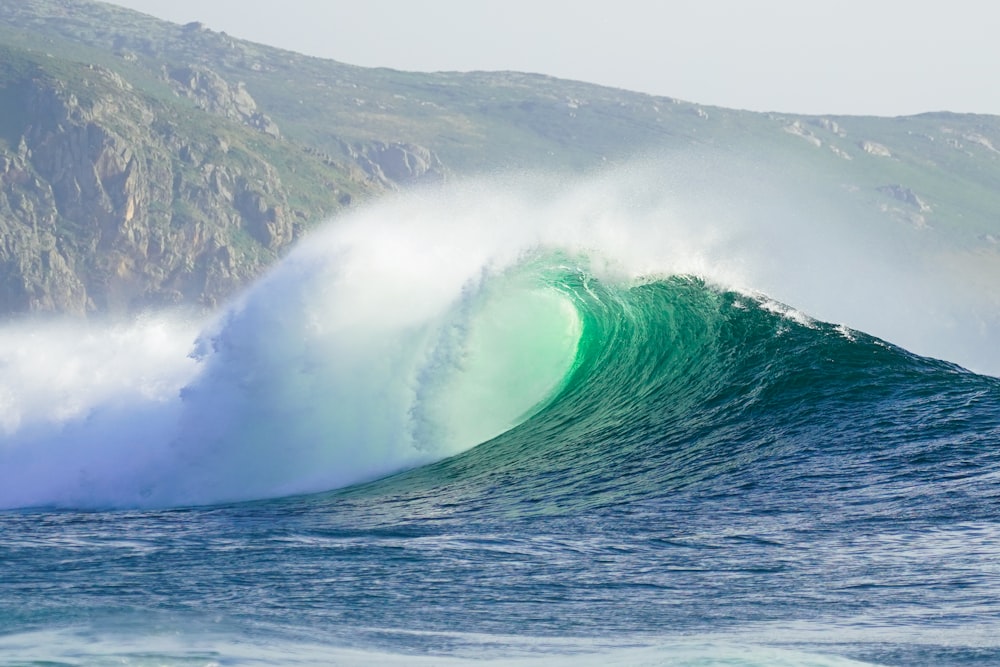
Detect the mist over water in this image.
<box><xmin>0</xmin><ymin>158</ymin><xmax>996</xmax><ymax>510</ymax></box>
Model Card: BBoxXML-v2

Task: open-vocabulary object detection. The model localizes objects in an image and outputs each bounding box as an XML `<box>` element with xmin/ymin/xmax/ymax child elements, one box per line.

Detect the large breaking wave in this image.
<box><xmin>1</xmin><ymin>161</ymin><xmax>997</xmax><ymax>510</ymax></box>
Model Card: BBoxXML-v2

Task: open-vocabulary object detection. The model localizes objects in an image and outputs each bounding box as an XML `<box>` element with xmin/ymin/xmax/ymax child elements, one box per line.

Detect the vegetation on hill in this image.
<box><xmin>0</xmin><ymin>0</ymin><xmax>997</xmax><ymax>314</ymax></box>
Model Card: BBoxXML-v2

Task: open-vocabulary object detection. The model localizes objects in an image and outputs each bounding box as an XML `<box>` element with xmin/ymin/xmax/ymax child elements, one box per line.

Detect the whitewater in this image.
<box><xmin>1</xmin><ymin>160</ymin><xmax>999</xmax><ymax>665</ymax></box>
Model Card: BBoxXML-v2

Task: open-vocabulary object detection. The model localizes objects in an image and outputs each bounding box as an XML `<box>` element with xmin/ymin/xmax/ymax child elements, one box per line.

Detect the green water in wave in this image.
<box><xmin>343</xmin><ymin>269</ymin><xmax>995</xmax><ymax>517</ymax></box>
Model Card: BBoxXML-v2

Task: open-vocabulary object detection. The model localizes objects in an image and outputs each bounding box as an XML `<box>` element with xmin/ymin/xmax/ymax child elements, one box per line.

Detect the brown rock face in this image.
<box><xmin>0</xmin><ymin>61</ymin><xmax>367</xmax><ymax>316</ymax></box>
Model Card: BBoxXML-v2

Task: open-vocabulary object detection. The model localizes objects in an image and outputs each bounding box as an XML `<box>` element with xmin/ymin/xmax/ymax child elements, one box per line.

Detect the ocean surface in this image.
<box><xmin>1</xmin><ymin>171</ymin><xmax>999</xmax><ymax>665</ymax></box>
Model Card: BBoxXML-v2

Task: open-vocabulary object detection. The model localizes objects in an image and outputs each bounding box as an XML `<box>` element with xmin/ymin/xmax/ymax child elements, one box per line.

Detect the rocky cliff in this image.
<box><xmin>0</xmin><ymin>48</ymin><xmax>381</xmax><ymax>315</ymax></box>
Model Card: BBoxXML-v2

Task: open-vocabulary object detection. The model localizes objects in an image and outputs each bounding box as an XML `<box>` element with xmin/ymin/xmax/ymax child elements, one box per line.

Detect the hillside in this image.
<box><xmin>0</xmin><ymin>0</ymin><xmax>998</xmax><ymax>314</ymax></box>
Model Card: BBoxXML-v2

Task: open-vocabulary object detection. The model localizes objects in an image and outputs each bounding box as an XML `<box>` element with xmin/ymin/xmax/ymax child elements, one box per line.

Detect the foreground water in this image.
<box><xmin>2</xmin><ymin>175</ymin><xmax>999</xmax><ymax>665</ymax></box>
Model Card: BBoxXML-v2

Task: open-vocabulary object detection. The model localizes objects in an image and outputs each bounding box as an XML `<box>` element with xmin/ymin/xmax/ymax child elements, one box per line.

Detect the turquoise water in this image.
<box><xmin>1</xmin><ymin>180</ymin><xmax>999</xmax><ymax>665</ymax></box>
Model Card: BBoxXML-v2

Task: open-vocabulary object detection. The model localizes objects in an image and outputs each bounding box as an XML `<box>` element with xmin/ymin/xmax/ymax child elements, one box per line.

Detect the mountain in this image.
<box><xmin>0</xmin><ymin>0</ymin><xmax>998</xmax><ymax>315</ymax></box>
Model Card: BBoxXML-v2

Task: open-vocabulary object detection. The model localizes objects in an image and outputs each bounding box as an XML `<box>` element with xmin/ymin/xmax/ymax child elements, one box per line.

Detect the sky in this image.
<box><xmin>106</xmin><ymin>0</ymin><xmax>998</xmax><ymax>117</ymax></box>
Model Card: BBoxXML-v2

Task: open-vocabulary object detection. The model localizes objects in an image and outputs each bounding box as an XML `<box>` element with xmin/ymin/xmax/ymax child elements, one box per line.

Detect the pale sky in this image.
<box><xmin>107</xmin><ymin>0</ymin><xmax>998</xmax><ymax>117</ymax></box>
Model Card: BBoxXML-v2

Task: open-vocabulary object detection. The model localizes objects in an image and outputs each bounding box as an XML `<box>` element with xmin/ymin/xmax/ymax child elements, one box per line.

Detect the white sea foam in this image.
<box><xmin>0</xmin><ymin>628</ymin><xmax>881</xmax><ymax>666</ymax></box>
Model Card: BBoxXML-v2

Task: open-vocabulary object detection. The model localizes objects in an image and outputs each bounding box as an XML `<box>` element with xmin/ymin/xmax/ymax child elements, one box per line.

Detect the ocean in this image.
<box><xmin>1</xmin><ymin>167</ymin><xmax>998</xmax><ymax>665</ymax></box>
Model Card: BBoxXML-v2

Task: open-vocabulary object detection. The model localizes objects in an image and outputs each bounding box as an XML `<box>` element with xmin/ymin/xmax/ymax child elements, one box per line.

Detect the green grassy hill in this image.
<box><xmin>0</xmin><ymin>0</ymin><xmax>997</xmax><ymax>314</ymax></box>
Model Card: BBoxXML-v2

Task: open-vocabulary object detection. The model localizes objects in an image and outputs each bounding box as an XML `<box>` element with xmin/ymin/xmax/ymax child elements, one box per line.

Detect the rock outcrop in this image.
<box><xmin>165</xmin><ymin>64</ymin><xmax>281</xmax><ymax>138</ymax></box>
<box><xmin>877</xmin><ymin>184</ymin><xmax>931</xmax><ymax>213</ymax></box>
<box><xmin>0</xmin><ymin>57</ymin><xmax>366</xmax><ymax>315</ymax></box>
<box><xmin>859</xmin><ymin>140</ymin><xmax>892</xmax><ymax>157</ymax></box>
<box><xmin>346</xmin><ymin>141</ymin><xmax>445</xmax><ymax>189</ymax></box>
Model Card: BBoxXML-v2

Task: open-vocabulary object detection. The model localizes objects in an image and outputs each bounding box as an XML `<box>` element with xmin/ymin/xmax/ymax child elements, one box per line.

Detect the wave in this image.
<box><xmin>1</xmin><ymin>164</ymin><xmax>998</xmax><ymax>510</ymax></box>
<box><xmin>348</xmin><ymin>271</ymin><xmax>999</xmax><ymax>519</ymax></box>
